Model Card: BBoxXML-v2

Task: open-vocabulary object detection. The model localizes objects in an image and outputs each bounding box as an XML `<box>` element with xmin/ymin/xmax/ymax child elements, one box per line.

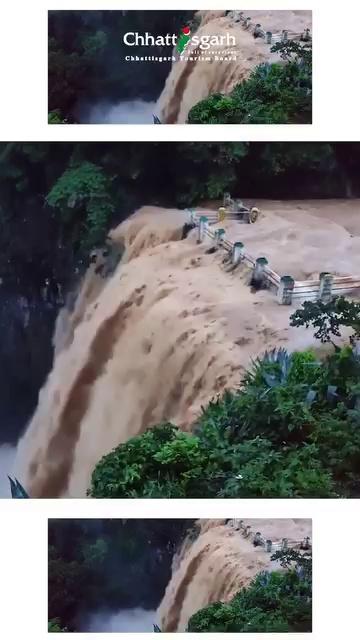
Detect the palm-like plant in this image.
<box><xmin>244</xmin><ymin>347</ymin><xmax>293</xmax><ymax>389</ymax></box>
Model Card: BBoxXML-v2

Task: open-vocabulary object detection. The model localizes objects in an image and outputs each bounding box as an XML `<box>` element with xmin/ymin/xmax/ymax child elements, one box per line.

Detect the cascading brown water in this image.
<box><xmin>15</xmin><ymin>202</ymin><xmax>349</xmax><ymax>498</ymax></box>
<box><xmin>157</xmin><ymin>10</ymin><xmax>312</xmax><ymax>123</ymax></box>
<box><xmin>157</xmin><ymin>519</ymin><xmax>312</xmax><ymax>632</ymax></box>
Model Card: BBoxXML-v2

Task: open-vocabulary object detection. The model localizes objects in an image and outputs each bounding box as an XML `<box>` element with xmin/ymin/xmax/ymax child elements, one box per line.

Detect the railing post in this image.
<box><xmin>319</xmin><ymin>272</ymin><xmax>333</xmax><ymax>303</ymax></box>
<box><xmin>277</xmin><ymin>275</ymin><xmax>295</xmax><ymax>305</ymax></box>
<box><xmin>281</xmin><ymin>29</ymin><xmax>288</xmax><ymax>42</ymax></box>
<box><xmin>218</xmin><ymin>207</ymin><xmax>226</xmax><ymax>222</ymax></box>
<box><xmin>232</xmin><ymin>241</ymin><xmax>244</xmax><ymax>265</ymax></box>
<box><xmin>266</xmin><ymin>31</ymin><xmax>272</xmax><ymax>44</ymax></box>
<box><xmin>253</xmin><ymin>23</ymin><xmax>262</xmax><ymax>38</ymax></box>
<box><xmin>253</xmin><ymin>532</ymin><xmax>262</xmax><ymax>546</ymax></box>
<box><xmin>197</xmin><ymin>215</ymin><xmax>208</xmax><ymax>244</ymax></box>
<box><xmin>266</xmin><ymin>539</ymin><xmax>272</xmax><ymax>553</ymax></box>
<box><xmin>216</xmin><ymin>229</ymin><xmax>226</xmax><ymax>246</ymax></box>
<box><xmin>282</xmin><ymin>538</ymin><xmax>288</xmax><ymax>550</ymax></box>
<box><xmin>187</xmin><ymin>208</ymin><xmax>195</xmax><ymax>224</ymax></box>
<box><xmin>252</xmin><ymin>257</ymin><xmax>268</xmax><ymax>288</ymax></box>
<box><xmin>301</xmin><ymin>536</ymin><xmax>311</xmax><ymax>550</ymax></box>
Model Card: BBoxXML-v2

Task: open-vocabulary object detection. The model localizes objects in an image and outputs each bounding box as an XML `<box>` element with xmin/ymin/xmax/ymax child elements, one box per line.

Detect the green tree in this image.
<box><xmin>46</xmin><ymin>161</ymin><xmax>115</xmax><ymax>250</ymax></box>
<box><xmin>290</xmin><ymin>296</ymin><xmax>360</xmax><ymax>345</ymax></box>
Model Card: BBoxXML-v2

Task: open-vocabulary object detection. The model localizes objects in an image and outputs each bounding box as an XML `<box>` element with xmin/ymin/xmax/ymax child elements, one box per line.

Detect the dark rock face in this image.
<box><xmin>0</xmin><ymin>198</ymin><xmax>76</xmax><ymax>445</ymax></box>
<box><xmin>0</xmin><ymin>288</ymin><xmax>58</xmax><ymax>444</ymax></box>
<box><xmin>48</xmin><ymin>519</ymin><xmax>196</xmax><ymax>630</ymax></box>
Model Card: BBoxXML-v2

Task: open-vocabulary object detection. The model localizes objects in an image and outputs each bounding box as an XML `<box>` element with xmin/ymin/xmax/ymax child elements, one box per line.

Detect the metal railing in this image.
<box><xmin>226</xmin><ymin>10</ymin><xmax>312</xmax><ymax>46</ymax></box>
<box><xmin>186</xmin><ymin>208</ymin><xmax>360</xmax><ymax>305</ymax></box>
<box><xmin>226</xmin><ymin>518</ymin><xmax>312</xmax><ymax>553</ymax></box>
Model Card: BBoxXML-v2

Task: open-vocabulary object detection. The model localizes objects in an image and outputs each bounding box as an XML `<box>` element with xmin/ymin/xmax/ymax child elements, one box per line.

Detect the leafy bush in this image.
<box><xmin>46</xmin><ymin>161</ymin><xmax>115</xmax><ymax>250</ymax></box>
<box><xmin>290</xmin><ymin>296</ymin><xmax>360</xmax><ymax>344</ymax></box>
<box><xmin>89</xmin><ymin>423</ymin><xmax>217</xmax><ymax>498</ymax></box>
<box><xmin>188</xmin><ymin>41</ymin><xmax>312</xmax><ymax>125</ymax></box>
<box><xmin>89</xmin><ymin>426</ymin><xmax>335</xmax><ymax>500</ymax></box>
<box><xmin>48</xmin><ymin>619</ymin><xmax>67</xmax><ymax>632</ymax></box>
<box><xmin>187</xmin><ymin>549</ymin><xmax>312</xmax><ymax>632</ymax></box>
<box><xmin>48</xmin><ymin>110</ymin><xmax>66</xmax><ymax>124</ymax></box>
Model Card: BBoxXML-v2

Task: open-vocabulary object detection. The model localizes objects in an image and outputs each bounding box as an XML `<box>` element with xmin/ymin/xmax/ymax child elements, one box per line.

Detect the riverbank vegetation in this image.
<box><xmin>90</xmin><ymin>298</ymin><xmax>360</xmax><ymax>499</ymax></box>
<box><xmin>187</xmin><ymin>548</ymin><xmax>312</xmax><ymax>632</ymax></box>
<box><xmin>188</xmin><ymin>40</ymin><xmax>312</xmax><ymax>125</ymax></box>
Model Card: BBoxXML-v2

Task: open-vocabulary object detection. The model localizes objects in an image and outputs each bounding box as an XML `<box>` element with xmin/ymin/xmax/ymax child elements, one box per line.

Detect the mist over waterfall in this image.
<box><xmin>0</xmin><ymin>444</ymin><xmax>16</xmax><ymax>497</ymax></box>
<box><xmin>81</xmin><ymin>608</ymin><xmax>156</xmax><ymax>632</ymax></box>
<box><xmin>80</xmin><ymin>100</ymin><xmax>157</xmax><ymax>124</ymax></box>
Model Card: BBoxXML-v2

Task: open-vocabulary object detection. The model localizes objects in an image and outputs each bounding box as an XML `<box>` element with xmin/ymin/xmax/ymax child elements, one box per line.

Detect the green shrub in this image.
<box><xmin>187</xmin><ymin>553</ymin><xmax>312</xmax><ymax>632</ymax></box>
<box><xmin>89</xmin><ymin>423</ymin><xmax>216</xmax><ymax>498</ymax></box>
<box><xmin>90</xmin><ymin>425</ymin><xmax>335</xmax><ymax>499</ymax></box>
<box><xmin>188</xmin><ymin>45</ymin><xmax>312</xmax><ymax>126</ymax></box>
<box><xmin>48</xmin><ymin>619</ymin><xmax>67</xmax><ymax>632</ymax></box>
<box><xmin>48</xmin><ymin>110</ymin><xmax>66</xmax><ymax>124</ymax></box>
<box><xmin>46</xmin><ymin>161</ymin><xmax>115</xmax><ymax>250</ymax></box>
<box><xmin>89</xmin><ymin>334</ymin><xmax>360</xmax><ymax>499</ymax></box>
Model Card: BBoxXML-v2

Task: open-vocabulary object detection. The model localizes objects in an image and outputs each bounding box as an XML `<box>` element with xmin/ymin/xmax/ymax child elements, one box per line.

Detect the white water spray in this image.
<box><xmin>81</xmin><ymin>608</ymin><xmax>157</xmax><ymax>632</ymax></box>
<box><xmin>84</xmin><ymin>100</ymin><xmax>157</xmax><ymax>124</ymax></box>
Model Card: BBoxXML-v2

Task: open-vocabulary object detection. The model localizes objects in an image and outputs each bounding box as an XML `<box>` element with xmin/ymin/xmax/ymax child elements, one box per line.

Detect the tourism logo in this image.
<box><xmin>176</xmin><ymin>26</ymin><xmax>191</xmax><ymax>53</ymax></box>
<box><xmin>123</xmin><ymin>28</ymin><xmax>237</xmax><ymax>63</ymax></box>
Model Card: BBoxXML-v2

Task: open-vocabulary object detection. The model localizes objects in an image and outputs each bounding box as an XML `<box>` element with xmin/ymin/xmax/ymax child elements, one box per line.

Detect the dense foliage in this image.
<box><xmin>46</xmin><ymin>161</ymin><xmax>115</xmax><ymax>250</ymax></box>
<box><xmin>90</xmin><ymin>303</ymin><xmax>360</xmax><ymax>499</ymax></box>
<box><xmin>187</xmin><ymin>549</ymin><xmax>312</xmax><ymax>632</ymax></box>
<box><xmin>188</xmin><ymin>41</ymin><xmax>312</xmax><ymax>124</ymax></box>
<box><xmin>48</xmin><ymin>519</ymin><xmax>194</xmax><ymax>631</ymax></box>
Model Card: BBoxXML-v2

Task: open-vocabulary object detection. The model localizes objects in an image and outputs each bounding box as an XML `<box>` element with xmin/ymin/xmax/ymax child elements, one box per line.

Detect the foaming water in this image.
<box><xmin>84</xmin><ymin>100</ymin><xmax>157</xmax><ymax>124</ymax></box>
<box><xmin>0</xmin><ymin>444</ymin><xmax>16</xmax><ymax>497</ymax></box>
<box><xmin>81</xmin><ymin>608</ymin><xmax>156</xmax><ymax>632</ymax></box>
<box><xmin>15</xmin><ymin>205</ymin><xmax>322</xmax><ymax>498</ymax></box>
<box><xmin>157</xmin><ymin>10</ymin><xmax>312</xmax><ymax>123</ymax></box>
<box><xmin>158</xmin><ymin>519</ymin><xmax>311</xmax><ymax>631</ymax></box>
